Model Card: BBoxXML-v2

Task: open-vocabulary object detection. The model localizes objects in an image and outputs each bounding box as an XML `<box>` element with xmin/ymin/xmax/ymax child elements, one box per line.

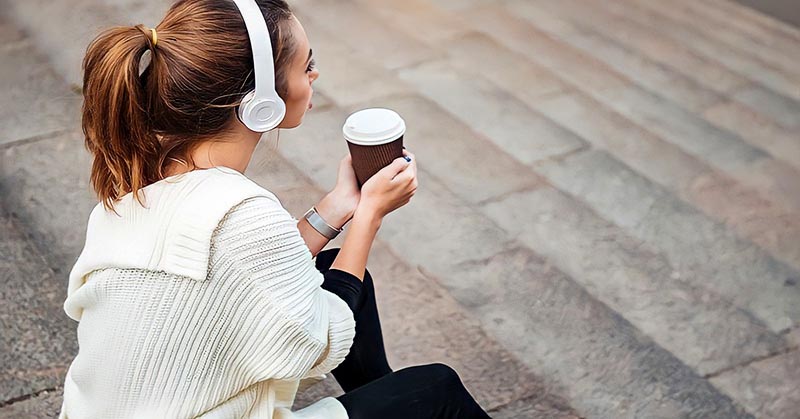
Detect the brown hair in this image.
<box><xmin>81</xmin><ymin>0</ymin><xmax>296</xmax><ymax>213</ymax></box>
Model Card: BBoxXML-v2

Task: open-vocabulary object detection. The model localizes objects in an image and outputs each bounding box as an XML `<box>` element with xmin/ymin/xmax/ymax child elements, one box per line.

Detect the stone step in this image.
<box><xmin>480</xmin><ymin>183</ymin><xmax>798</xmax><ymax>419</ymax></box>
<box><xmin>382</xmin><ymin>39</ymin><xmax>800</xmax><ymax>373</ymax></box>
<box><xmin>457</xmin><ymin>4</ymin><xmax>800</xmax><ymax>213</ymax></box>
<box><xmin>702</xmin><ymin>101</ymin><xmax>800</xmax><ymax>171</ymax></box>
<box><xmin>426</xmin><ymin>0</ymin><xmax>500</xmax><ymax>12</ymax></box>
<box><xmin>709</xmin><ymin>348</ymin><xmax>800</xmax><ymax>419</ymax></box>
<box><xmin>533</xmin><ymin>91</ymin><xmax>800</xmax><ymax>272</ymax></box>
<box><xmin>726</xmin><ymin>83</ymin><xmax>800</xmax><ymax>131</ymax></box>
<box><xmin>0</xmin><ymin>15</ymin><xmax>88</xmax><ymax>277</ymax></box>
<box><xmin>633</xmin><ymin>0</ymin><xmax>800</xmax><ymax>87</ymax></box>
<box><xmin>346</xmin><ymin>0</ymin><xmax>474</xmax><ymax>45</ymax></box>
<box><xmin>479</xmin><ymin>180</ymin><xmax>790</xmax><ymax>373</ymax></box>
<box><xmin>0</xmin><ymin>387</ymin><xmax>63</xmax><ymax>419</ymax></box>
<box><xmin>277</xmin><ymin>97</ymin><xmax>754</xmax><ymax>417</ymax></box>
<box><xmin>546</xmin><ymin>26</ymin><xmax>722</xmax><ymax>111</ymax></box>
<box><xmin>0</xmin><ymin>16</ymin><xmax>80</xmax><ymax>148</ymax></box>
<box><xmin>602</xmin><ymin>0</ymin><xmax>800</xmax><ymax>106</ymax></box>
<box><xmin>3</xmin><ymin>0</ymin><xmax>130</xmax><ymax>87</ymax></box>
<box><xmin>290</xmin><ymin>9</ymin><xmax>419</xmax><ymax>108</ymax></box>
<box><xmin>396</xmin><ymin>59</ymin><xmax>587</xmax><ymax>164</ymax></box>
<box><xmin>0</xmin><ymin>16</ymin><xmax>26</xmax><ymax>47</ymax></box>
<box><xmin>98</xmin><ymin>0</ymin><xmax>171</xmax><ymax>26</ymax></box>
<box><xmin>511</xmin><ymin>0</ymin><xmax>800</xmax><ymax>170</ymax></box>
<box><xmin>683</xmin><ymin>0</ymin><xmax>800</xmax><ymax>49</ymax></box>
<box><xmin>520</xmin><ymin>0</ymin><xmax>749</xmax><ymax>97</ymax></box>
<box><xmin>549</xmin><ymin>0</ymin><xmax>800</xmax><ymax>133</ymax></box>
<box><xmin>441</xmin><ymin>31</ymin><xmax>573</xmax><ymax>108</ymax></box>
<box><xmin>534</xmin><ymin>149</ymin><xmax>800</xmax><ymax>333</ymax></box>
<box><xmin>394</xmin><ymin>29</ymin><xmax>800</xmax><ymax>279</ymax></box>
<box><xmin>0</xmin><ymin>200</ymin><xmax>76</xmax><ymax>408</ymax></box>
<box><xmin>291</xmin><ymin>0</ymin><xmax>441</xmax><ymax>71</ymax></box>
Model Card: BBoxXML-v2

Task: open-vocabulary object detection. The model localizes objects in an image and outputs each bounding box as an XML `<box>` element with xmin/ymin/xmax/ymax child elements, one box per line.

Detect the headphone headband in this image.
<box><xmin>231</xmin><ymin>0</ymin><xmax>286</xmax><ymax>132</ymax></box>
<box><xmin>232</xmin><ymin>0</ymin><xmax>275</xmax><ymax>97</ymax></box>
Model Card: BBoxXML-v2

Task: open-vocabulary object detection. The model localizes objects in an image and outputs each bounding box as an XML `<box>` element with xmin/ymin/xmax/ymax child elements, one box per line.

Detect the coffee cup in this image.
<box><xmin>342</xmin><ymin>108</ymin><xmax>406</xmax><ymax>188</ymax></box>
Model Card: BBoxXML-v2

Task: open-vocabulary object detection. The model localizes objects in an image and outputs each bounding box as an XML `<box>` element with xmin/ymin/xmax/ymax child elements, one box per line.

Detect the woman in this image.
<box><xmin>59</xmin><ymin>0</ymin><xmax>491</xmax><ymax>417</ymax></box>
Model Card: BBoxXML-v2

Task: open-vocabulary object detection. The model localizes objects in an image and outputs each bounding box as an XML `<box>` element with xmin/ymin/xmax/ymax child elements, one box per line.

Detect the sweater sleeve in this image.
<box><xmin>211</xmin><ymin>196</ymin><xmax>356</xmax><ymax>382</ymax></box>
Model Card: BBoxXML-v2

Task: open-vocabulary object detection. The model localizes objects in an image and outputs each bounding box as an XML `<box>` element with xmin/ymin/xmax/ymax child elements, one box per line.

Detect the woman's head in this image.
<box><xmin>82</xmin><ymin>0</ymin><xmax>318</xmax><ymax>212</ymax></box>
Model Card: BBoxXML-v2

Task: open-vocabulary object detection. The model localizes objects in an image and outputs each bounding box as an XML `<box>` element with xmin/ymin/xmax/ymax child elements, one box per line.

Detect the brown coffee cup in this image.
<box><xmin>342</xmin><ymin>108</ymin><xmax>406</xmax><ymax>188</ymax></box>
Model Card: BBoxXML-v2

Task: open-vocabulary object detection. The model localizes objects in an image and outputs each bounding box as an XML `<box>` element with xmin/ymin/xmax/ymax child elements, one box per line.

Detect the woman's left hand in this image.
<box><xmin>329</xmin><ymin>153</ymin><xmax>361</xmax><ymax>222</ymax></box>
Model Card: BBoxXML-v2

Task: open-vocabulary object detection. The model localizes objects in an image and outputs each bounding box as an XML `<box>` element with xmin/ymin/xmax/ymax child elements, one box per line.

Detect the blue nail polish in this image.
<box><xmin>404</xmin><ymin>156</ymin><xmax>411</xmax><ymax>162</ymax></box>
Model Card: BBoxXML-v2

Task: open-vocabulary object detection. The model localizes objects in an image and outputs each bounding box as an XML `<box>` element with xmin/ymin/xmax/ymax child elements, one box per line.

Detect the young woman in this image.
<box><xmin>59</xmin><ymin>0</ymin><xmax>492</xmax><ymax>417</ymax></box>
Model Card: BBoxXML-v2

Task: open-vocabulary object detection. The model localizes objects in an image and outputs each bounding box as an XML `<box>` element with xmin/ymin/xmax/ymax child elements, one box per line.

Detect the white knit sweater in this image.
<box><xmin>59</xmin><ymin>166</ymin><xmax>355</xmax><ymax>419</ymax></box>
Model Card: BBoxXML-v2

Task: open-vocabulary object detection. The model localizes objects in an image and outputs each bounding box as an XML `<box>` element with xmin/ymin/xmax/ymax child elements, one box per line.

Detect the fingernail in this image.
<box><xmin>404</xmin><ymin>156</ymin><xmax>411</xmax><ymax>162</ymax></box>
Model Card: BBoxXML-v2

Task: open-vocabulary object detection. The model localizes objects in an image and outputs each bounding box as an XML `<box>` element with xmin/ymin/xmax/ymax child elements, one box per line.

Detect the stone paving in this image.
<box><xmin>2</xmin><ymin>0</ymin><xmax>799</xmax><ymax>417</ymax></box>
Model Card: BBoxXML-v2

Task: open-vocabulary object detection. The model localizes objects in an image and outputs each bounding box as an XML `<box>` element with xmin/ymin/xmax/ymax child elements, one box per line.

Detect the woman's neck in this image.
<box><xmin>163</xmin><ymin>125</ymin><xmax>263</xmax><ymax>177</ymax></box>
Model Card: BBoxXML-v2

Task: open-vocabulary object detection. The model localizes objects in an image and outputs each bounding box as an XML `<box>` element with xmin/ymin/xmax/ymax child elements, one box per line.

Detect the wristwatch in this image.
<box><xmin>303</xmin><ymin>206</ymin><xmax>343</xmax><ymax>240</ymax></box>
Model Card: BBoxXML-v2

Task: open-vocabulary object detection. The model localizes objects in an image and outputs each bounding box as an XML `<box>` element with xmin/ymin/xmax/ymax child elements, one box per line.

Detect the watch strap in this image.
<box><xmin>304</xmin><ymin>206</ymin><xmax>342</xmax><ymax>239</ymax></box>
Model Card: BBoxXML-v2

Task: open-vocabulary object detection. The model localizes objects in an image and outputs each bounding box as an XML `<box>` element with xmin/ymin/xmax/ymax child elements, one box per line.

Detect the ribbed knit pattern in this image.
<box><xmin>59</xmin><ymin>167</ymin><xmax>354</xmax><ymax>419</ymax></box>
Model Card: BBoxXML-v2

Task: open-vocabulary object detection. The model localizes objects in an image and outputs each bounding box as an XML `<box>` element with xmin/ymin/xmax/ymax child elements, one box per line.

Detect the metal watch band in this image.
<box><xmin>304</xmin><ymin>206</ymin><xmax>342</xmax><ymax>239</ymax></box>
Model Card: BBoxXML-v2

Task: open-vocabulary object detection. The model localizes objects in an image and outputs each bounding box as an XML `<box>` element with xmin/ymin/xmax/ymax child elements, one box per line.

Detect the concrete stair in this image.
<box><xmin>0</xmin><ymin>200</ymin><xmax>75</xmax><ymax>417</ymax></box>
<box><xmin>2</xmin><ymin>0</ymin><xmax>798</xmax><ymax>417</ymax></box>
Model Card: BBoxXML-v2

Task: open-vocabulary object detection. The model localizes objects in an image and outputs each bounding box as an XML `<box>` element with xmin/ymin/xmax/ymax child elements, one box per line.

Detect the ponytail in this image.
<box><xmin>82</xmin><ymin>25</ymin><xmax>161</xmax><ymax>214</ymax></box>
<box><xmin>80</xmin><ymin>0</ymin><xmax>297</xmax><ymax>214</ymax></box>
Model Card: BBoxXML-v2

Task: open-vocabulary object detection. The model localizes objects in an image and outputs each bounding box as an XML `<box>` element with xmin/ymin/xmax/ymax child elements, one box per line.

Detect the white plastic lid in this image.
<box><xmin>342</xmin><ymin>108</ymin><xmax>406</xmax><ymax>145</ymax></box>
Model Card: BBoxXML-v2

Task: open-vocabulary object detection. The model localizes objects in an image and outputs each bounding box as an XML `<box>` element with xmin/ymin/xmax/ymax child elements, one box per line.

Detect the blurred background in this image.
<box><xmin>1</xmin><ymin>0</ymin><xmax>798</xmax><ymax>417</ymax></box>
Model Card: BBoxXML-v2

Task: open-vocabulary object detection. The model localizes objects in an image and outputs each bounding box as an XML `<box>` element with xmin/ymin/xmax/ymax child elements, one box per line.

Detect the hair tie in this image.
<box><xmin>135</xmin><ymin>24</ymin><xmax>158</xmax><ymax>49</ymax></box>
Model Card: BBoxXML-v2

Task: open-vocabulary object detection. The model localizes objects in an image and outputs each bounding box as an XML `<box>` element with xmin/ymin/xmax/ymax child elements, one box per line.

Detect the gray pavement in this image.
<box><xmin>2</xmin><ymin>0</ymin><xmax>799</xmax><ymax>417</ymax></box>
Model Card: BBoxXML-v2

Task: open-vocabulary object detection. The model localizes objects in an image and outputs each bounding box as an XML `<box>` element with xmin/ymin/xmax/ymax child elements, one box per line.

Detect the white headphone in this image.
<box><xmin>231</xmin><ymin>0</ymin><xmax>286</xmax><ymax>132</ymax></box>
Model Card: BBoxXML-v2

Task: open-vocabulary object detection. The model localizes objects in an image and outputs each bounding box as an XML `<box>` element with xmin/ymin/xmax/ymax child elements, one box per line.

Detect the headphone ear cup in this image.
<box><xmin>238</xmin><ymin>91</ymin><xmax>286</xmax><ymax>132</ymax></box>
<box><xmin>237</xmin><ymin>90</ymin><xmax>255</xmax><ymax>126</ymax></box>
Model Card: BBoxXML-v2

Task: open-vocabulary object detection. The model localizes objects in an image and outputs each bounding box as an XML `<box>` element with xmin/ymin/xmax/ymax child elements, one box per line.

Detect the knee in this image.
<box><xmin>420</xmin><ymin>362</ymin><xmax>462</xmax><ymax>387</ymax></box>
<box><xmin>315</xmin><ymin>247</ymin><xmax>341</xmax><ymax>271</ymax></box>
<box><xmin>317</xmin><ymin>247</ymin><xmax>374</xmax><ymax>285</ymax></box>
<box><xmin>317</xmin><ymin>247</ymin><xmax>341</xmax><ymax>259</ymax></box>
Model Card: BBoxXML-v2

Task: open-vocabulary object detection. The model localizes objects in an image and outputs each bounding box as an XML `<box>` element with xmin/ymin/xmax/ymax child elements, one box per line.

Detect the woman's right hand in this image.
<box><xmin>357</xmin><ymin>149</ymin><xmax>418</xmax><ymax>219</ymax></box>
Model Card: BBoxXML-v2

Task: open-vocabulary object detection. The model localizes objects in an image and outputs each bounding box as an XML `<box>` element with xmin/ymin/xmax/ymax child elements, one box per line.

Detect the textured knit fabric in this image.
<box><xmin>59</xmin><ymin>166</ymin><xmax>356</xmax><ymax>419</ymax></box>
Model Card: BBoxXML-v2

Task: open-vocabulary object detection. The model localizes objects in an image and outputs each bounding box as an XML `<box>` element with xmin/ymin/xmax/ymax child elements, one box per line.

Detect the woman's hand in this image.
<box><xmin>328</xmin><ymin>153</ymin><xmax>361</xmax><ymax>222</ymax></box>
<box><xmin>357</xmin><ymin>149</ymin><xmax>417</xmax><ymax>219</ymax></box>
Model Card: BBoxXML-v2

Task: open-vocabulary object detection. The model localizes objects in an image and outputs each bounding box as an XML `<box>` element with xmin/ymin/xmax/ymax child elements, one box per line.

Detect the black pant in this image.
<box><xmin>315</xmin><ymin>248</ymin><xmax>492</xmax><ymax>419</ymax></box>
